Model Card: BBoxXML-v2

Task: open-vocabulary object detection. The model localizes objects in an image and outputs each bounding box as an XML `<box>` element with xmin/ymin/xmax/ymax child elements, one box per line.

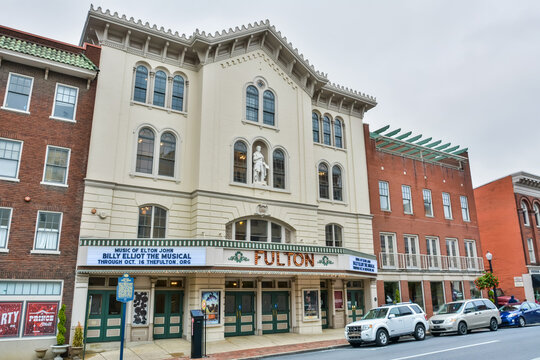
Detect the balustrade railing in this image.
<box><xmin>379</xmin><ymin>252</ymin><xmax>484</xmax><ymax>271</ymax></box>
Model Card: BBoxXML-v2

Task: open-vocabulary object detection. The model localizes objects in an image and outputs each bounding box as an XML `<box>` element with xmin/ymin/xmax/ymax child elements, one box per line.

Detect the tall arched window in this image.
<box><xmin>134</xmin><ymin>65</ymin><xmax>148</xmax><ymax>103</ymax></box>
<box><xmin>158</xmin><ymin>132</ymin><xmax>176</xmax><ymax>177</ymax></box>
<box><xmin>138</xmin><ymin>205</ymin><xmax>167</xmax><ymax>238</ymax></box>
<box><xmin>334</xmin><ymin>119</ymin><xmax>343</xmax><ymax>148</ymax></box>
<box><xmin>312</xmin><ymin>112</ymin><xmax>320</xmax><ymax>142</ymax></box>
<box><xmin>318</xmin><ymin>163</ymin><xmax>329</xmax><ymax>199</ymax></box>
<box><xmin>171</xmin><ymin>75</ymin><xmax>185</xmax><ymax>111</ymax></box>
<box><xmin>246</xmin><ymin>85</ymin><xmax>259</xmax><ymax>122</ymax></box>
<box><xmin>263</xmin><ymin>90</ymin><xmax>275</xmax><ymax>126</ymax></box>
<box><xmin>534</xmin><ymin>203</ymin><xmax>540</xmax><ymax>227</ymax></box>
<box><xmin>325</xmin><ymin>224</ymin><xmax>342</xmax><ymax>247</ymax></box>
<box><xmin>522</xmin><ymin>201</ymin><xmax>530</xmax><ymax>226</ymax></box>
<box><xmin>153</xmin><ymin>70</ymin><xmax>167</xmax><ymax>107</ymax></box>
<box><xmin>273</xmin><ymin>149</ymin><xmax>285</xmax><ymax>189</ymax></box>
<box><xmin>332</xmin><ymin>165</ymin><xmax>342</xmax><ymax>201</ymax></box>
<box><xmin>233</xmin><ymin>141</ymin><xmax>248</xmax><ymax>183</ymax></box>
<box><xmin>136</xmin><ymin>128</ymin><xmax>155</xmax><ymax>174</ymax></box>
<box><xmin>322</xmin><ymin>116</ymin><xmax>331</xmax><ymax>145</ymax></box>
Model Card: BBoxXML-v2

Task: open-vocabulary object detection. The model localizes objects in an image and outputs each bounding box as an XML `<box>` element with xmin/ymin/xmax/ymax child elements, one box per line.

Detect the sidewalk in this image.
<box><xmin>84</xmin><ymin>328</ymin><xmax>348</xmax><ymax>360</ymax></box>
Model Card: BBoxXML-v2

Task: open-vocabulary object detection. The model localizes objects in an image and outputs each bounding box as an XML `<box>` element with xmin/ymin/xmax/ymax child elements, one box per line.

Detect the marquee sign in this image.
<box><xmin>87</xmin><ymin>247</ymin><xmax>206</xmax><ymax>266</ymax></box>
<box><xmin>349</xmin><ymin>256</ymin><xmax>377</xmax><ymax>274</ymax></box>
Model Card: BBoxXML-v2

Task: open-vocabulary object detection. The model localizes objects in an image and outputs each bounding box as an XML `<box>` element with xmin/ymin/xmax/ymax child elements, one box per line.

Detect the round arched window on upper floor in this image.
<box><xmin>233</xmin><ymin>141</ymin><xmax>248</xmax><ymax>183</ymax></box>
<box><xmin>325</xmin><ymin>224</ymin><xmax>342</xmax><ymax>247</ymax></box>
<box><xmin>263</xmin><ymin>90</ymin><xmax>275</xmax><ymax>126</ymax></box>
<box><xmin>334</xmin><ymin>118</ymin><xmax>343</xmax><ymax>148</ymax></box>
<box><xmin>153</xmin><ymin>70</ymin><xmax>167</xmax><ymax>107</ymax></box>
<box><xmin>522</xmin><ymin>200</ymin><xmax>530</xmax><ymax>226</ymax></box>
<box><xmin>534</xmin><ymin>203</ymin><xmax>540</xmax><ymax>227</ymax></box>
<box><xmin>322</xmin><ymin>116</ymin><xmax>331</xmax><ymax>145</ymax></box>
<box><xmin>273</xmin><ymin>149</ymin><xmax>285</xmax><ymax>189</ymax></box>
<box><xmin>134</xmin><ymin>65</ymin><xmax>148</xmax><ymax>103</ymax></box>
<box><xmin>158</xmin><ymin>132</ymin><xmax>176</xmax><ymax>177</ymax></box>
<box><xmin>318</xmin><ymin>163</ymin><xmax>329</xmax><ymax>199</ymax></box>
<box><xmin>332</xmin><ymin>165</ymin><xmax>343</xmax><ymax>201</ymax></box>
<box><xmin>171</xmin><ymin>75</ymin><xmax>185</xmax><ymax>111</ymax></box>
<box><xmin>312</xmin><ymin>112</ymin><xmax>320</xmax><ymax>142</ymax></box>
<box><xmin>136</xmin><ymin>128</ymin><xmax>155</xmax><ymax>174</ymax></box>
<box><xmin>246</xmin><ymin>85</ymin><xmax>259</xmax><ymax>122</ymax></box>
<box><xmin>228</xmin><ymin>218</ymin><xmax>293</xmax><ymax>243</ymax></box>
<box><xmin>138</xmin><ymin>205</ymin><xmax>167</xmax><ymax>238</ymax></box>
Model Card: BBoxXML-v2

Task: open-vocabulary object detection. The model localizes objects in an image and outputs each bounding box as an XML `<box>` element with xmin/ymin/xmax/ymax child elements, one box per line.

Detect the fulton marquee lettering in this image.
<box><xmin>254</xmin><ymin>250</ymin><xmax>315</xmax><ymax>267</ymax></box>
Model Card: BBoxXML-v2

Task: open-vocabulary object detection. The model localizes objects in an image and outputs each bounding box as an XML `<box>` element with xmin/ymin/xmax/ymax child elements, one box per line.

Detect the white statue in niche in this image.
<box><xmin>253</xmin><ymin>145</ymin><xmax>269</xmax><ymax>184</ymax></box>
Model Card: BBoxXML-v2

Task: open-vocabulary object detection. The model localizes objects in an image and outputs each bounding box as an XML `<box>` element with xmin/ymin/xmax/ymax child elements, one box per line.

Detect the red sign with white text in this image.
<box><xmin>23</xmin><ymin>302</ymin><xmax>58</xmax><ymax>337</ymax></box>
<box><xmin>0</xmin><ymin>302</ymin><xmax>22</xmax><ymax>338</ymax></box>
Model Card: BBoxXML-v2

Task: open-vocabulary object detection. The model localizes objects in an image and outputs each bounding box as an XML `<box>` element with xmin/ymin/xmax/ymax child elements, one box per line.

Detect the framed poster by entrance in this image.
<box><xmin>0</xmin><ymin>302</ymin><xmax>23</xmax><ymax>338</ymax></box>
<box><xmin>201</xmin><ymin>291</ymin><xmax>220</xmax><ymax>325</ymax></box>
<box><xmin>302</xmin><ymin>289</ymin><xmax>319</xmax><ymax>320</ymax></box>
<box><xmin>334</xmin><ymin>290</ymin><xmax>344</xmax><ymax>310</ymax></box>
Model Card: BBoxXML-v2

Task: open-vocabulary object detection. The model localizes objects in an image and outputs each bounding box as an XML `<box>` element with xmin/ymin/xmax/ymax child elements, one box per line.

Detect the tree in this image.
<box><xmin>56</xmin><ymin>304</ymin><xmax>66</xmax><ymax>345</ymax></box>
<box><xmin>394</xmin><ymin>288</ymin><xmax>401</xmax><ymax>304</ymax></box>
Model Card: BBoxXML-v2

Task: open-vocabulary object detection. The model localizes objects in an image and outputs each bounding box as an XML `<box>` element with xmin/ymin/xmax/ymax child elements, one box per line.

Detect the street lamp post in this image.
<box><xmin>485</xmin><ymin>251</ymin><xmax>498</xmax><ymax>307</ymax></box>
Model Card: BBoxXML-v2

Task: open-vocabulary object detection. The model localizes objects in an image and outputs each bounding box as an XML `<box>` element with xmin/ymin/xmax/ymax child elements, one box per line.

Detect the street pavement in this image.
<box><xmin>264</xmin><ymin>325</ymin><xmax>540</xmax><ymax>360</ymax></box>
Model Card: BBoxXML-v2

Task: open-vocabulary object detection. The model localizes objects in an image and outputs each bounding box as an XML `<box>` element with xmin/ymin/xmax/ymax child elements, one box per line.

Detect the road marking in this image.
<box><xmin>390</xmin><ymin>340</ymin><xmax>500</xmax><ymax>360</ymax></box>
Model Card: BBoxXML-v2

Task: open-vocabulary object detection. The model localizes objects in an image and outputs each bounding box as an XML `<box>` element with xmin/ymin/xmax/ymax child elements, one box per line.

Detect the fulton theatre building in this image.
<box><xmin>72</xmin><ymin>6</ymin><xmax>378</xmax><ymax>343</ymax></box>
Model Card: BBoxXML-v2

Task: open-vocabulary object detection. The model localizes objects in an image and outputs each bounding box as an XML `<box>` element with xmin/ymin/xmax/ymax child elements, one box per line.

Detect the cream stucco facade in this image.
<box><xmin>72</xmin><ymin>6</ymin><xmax>378</xmax><ymax>344</ymax></box>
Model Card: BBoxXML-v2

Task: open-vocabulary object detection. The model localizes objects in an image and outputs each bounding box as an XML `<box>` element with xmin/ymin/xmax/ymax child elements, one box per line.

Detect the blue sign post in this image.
<box><xmin>117</xmin><ymin>274</ymin><xmax>134</xmax><ymax>360</ymax></box>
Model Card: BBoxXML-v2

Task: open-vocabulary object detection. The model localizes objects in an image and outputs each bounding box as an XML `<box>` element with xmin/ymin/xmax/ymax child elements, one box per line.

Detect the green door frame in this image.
<box><xmin>87</xmin><ymin>290</ymin><xmax>122</xmax><ymax>343</ymax></box>
<box><xmin>153</xmin><ymin>291</ymin><xmax>183</xmax><ymax>339</ymax></box>
<box><xmin>224</xmin><ymin>291</ymin><xmax>255</xmax><ymax>337</ymax></box>
<box><xmin>262</xmin><ymin>291</ymin><xmax>289</xmax><ymax>334</ymax></box>
<box><xmin>321</xmin><ymin>290</ymin><xmax>329</xmax><ymax>329</ymax></box>
<box><xmin>347</xmin><ymin>290</ymin><xmax>365</xmax><ymax>323</ymax></box>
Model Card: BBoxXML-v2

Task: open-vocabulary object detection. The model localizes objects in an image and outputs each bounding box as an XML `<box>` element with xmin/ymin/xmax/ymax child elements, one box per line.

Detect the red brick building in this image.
<box><xmin>364</xmin><ymin>124</ymin><xmax>485</xmax><ymax>316</ymax></box>
<box><xmin>0</xmin><ymin>26</ymin><xmax>99</xmax><ymax>356</ymax></box>
<box><xmin>474</xmin><ymin>172</ymin><xmax>540</xmax><ymax>303</ymax></box>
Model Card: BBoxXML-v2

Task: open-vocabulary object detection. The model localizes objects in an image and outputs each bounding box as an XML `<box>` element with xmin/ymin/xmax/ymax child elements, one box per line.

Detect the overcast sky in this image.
<box><xmin>2</xmin><ymin>0</ymin><xmax>539</xmax><ymax>187</ymax></box>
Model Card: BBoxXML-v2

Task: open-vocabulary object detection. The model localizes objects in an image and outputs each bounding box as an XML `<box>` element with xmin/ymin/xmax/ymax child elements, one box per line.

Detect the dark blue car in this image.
<box><xmin>500</xmin><ymin>302</ymin><xmax>540</xmax><ymax>327</ymax></box>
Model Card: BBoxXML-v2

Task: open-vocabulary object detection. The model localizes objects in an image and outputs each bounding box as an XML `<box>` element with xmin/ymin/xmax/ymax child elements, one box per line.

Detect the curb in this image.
<box><xmin>239</xmin><ymin>343</ymin><xmax>350</xmax><ymax>359</ymax></box>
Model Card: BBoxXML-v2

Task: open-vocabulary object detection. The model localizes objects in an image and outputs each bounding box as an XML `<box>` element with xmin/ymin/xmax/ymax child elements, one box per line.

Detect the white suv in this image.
<box><xmin>345</xmin><ymin>303</ymin><xmax>429</xmax><ymax>347</ymax></box>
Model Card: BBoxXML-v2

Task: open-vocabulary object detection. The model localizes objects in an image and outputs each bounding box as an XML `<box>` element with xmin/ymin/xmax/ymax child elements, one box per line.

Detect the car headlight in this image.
<box><xmin>508</xmin><ymin>313</ymin><xmax>518</xmax><ymax>318</ymax></box>
<box><xmin>445</xmin><ymin>317</ymin><xmax>457</xmax><ymax>323</ymax></box>
<box><xmin>361</xmin><ymin>324</ymin><xmax>373</xmax><ymax>330</ymax></box>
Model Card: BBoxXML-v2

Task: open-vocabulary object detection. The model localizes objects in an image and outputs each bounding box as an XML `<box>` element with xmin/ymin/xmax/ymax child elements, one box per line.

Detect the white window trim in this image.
<box><xmin>49</xmin><ymin>83</ymin><xmax>79</xmax><ymax>123</ymax></box>
<box><xmin>317</xmin><ymin>162</ymin><xmax>347</xmax><ymax>204</ymax></box>
<box><xmin>426</xmin><ymin>236</ymin><xmax>441</xmax><ymax>269</ymax></box>
<box><xmin>325</xmin><ymin>223</ymin><xmax>343</xmax><ymax>247</ymax></box>
<box><xmin>311</xmin><ymin>111</ymin><xmax>347</xmax><ymax>150</ymax></box>
<box><xmin>445</xmin><ymin>238</ymin><xmax>460</xmax><ymax>270</ymax></box>
<box><xmin>242</xmin><ymin>78</ymin><xmax>279</xmax><ymax>130</ymax></box>
<box><xmin>460</xmin><ymin>195</ymin><xmax>470</xmax><ymax>222</ymax></box>
<box><xmin>0</xmin><ymin>137</ymin><xmax>23</xmax><ymax>182</ymax></box>
<box><xmin>380</xmin><ymin>232</ymin><xmax>397</xmax><ymax>269</ymax></box>
<box><xmin>131</xmin><ymin>125</ymin><xmax>181</xmax><ymax>183</ymax></box>
<box><xmin>0</xmin><ymin>207</ymin><xmax>13</xmax><ymax>252</ymax></box>
<box><xmin>522</xmin><ymin>201</ymin><xmax>530</xmax><ymax>226</ymax></box>
<box><xmin>402</xmin><ymin>185</ymin><xmax>413</xmax><ymax>215</ymax></box>
<box><xmin>423</xmin><ymin>189</ymin><xmax>434</xmax><ymax>217</ymax></box>
<box><xmin>1</xmin><ymin>72</ymin><xmax>34</xmax><ymax>114</ymax></box>
<box><xmin>137</xmin><ymin>205</ymin><xmax>168</xmax><ymax>239</ymax></box>
<box><xmin>442</xmin><ymin>192</ymin><xmax>453</xmax><ymax>220</ymax></box>
<box><xmin>231</xmin><ymin>218</ymin><xmax>287</xmax><ymax>243</ymax></box>
<box><xmin>32</xmin><ymin>211</ymin><xmax>63</xmax><ymax>253</ymax></box>
<box><xmin>379</xmin><ymin>180</ymin><xmax>391</xmax><ymax>212</ymax></box>
<box><xmin>40</xmin><ymin>145</ymin><xmax>71</xmax><ymax>187</ymax></box>
<box><xmin>527</xmin><ymin>238</ymin><xmax>536</xmax><ymax>263</ymax></box>
<box><xmin>534</xmin><ymin>204</ymin><xmax>540</xmax><ymax>227</ymax></box>
<box><xmin>403</xmin><ymin>234</ymin><xmax>420</xmax><ymax>269</ymax></box>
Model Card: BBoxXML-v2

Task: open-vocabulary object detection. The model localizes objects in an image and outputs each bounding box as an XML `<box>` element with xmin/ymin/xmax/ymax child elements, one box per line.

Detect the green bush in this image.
<box><xmin>394</xmin><ymin>288</ymin><xmax>401</xmax><ymax>304</ymax></box>
<box><xmin>72</xmin><ymin>322</ymin><xmax>84</xmax><ymax>347</ymax></box>
<box><xmin>57</xmin><ymin>304</ymin><xmax>66</xmax><ymax>345</ymax></box>
<box><xmin>474</xmin><ymin>272</ymin><xmax>499</xmax><ymax>290</ymax></box>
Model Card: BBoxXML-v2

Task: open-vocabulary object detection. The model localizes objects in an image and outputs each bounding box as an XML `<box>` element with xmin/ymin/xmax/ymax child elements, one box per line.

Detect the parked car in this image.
<box><xmin>495</xmin><ymin>289</ymin><xmax>519</xmax><ymax>306</ymax></box>
<box><xmin>345</xmin><ymin>303</ymin><xmax>428</xmax><ymax>347</ymax></box>
<box><xmin>429</xmin><ymin>299</ymin><xmax>501</xmax><ymax>336</ymax></box>
<box><xmin>500</xmin><ymin>302</ymin><xmax>540</xmax><ymax>327</ymax></box>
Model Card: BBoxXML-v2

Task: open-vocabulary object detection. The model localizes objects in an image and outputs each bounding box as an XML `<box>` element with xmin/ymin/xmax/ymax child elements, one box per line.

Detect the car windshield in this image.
<box><xmin>363</xmin><ymin>308</ymin><xmax>389</xmax><ymax>320</ymax></box>
<box><xmin>499</xmin><ymin>305</ymin><xmax>519</xmax><ymax>312</ymax></box>
<box><xmin>437</xmin><ymin>302</ymin><xmax>464</xmax><ymax>314</ymax></box>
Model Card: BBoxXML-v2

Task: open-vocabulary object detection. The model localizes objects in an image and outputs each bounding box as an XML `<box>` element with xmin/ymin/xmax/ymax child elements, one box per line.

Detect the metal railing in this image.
<box><xmin>379</xmin><ymin>252</ymin><xmax>484</xmax><ymax>271</ymax></box>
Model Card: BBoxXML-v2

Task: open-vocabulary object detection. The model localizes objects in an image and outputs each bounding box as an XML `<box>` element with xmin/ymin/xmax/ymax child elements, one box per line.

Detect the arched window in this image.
<box><xmin>233</xmin><ymin>141</ymin><xmax>248</xmax><ymax>183</ymax></box>
<box><xmin>332</xmin><ymin>165</ymin><xmax>342</xmax><ymax>201</ymax></box>
<box><xmin>138</xmin><ymin>205</ymin><xmax>167</xmax><ymax>238</ymax></box>
<box><xmin>246</xmin><ymin>85</ymin><xmax>259</xmax><ymax>122</ymax></box>
<box><xmin>273</xmin><ymin>149</ymin><xmax>285</xmax><ymax>189</ymax></box>
<box><xmin>522</xmin><ymin>201</ymin><xmax>530</xmax><ymax>226</ymax></box>
<box><xmin>534</xmin><ymin>203</ymin><xmax>540</xmax><ymax>227</ymax></box>
<box><xmin>263</xmin><ymin>90</ymin><xmax>275</xmax><ymax>126</ymax></box>
<box><xmin>134</xmin><ymin>65</ymin><xmax>148</xmax><ymax>103</ymax></box>
<box><xmin>136</xmin><ymin>128</ymin><xmax>155</xmax><ymax>174</ymax></box>
<box><xmin>318</xmin><ymin>163</ymin><xmax>329</xmax><ymax>199</ymax></box>
<box><xmin>158</xmin><ymin>132</ymin><xmax>176</xmax><ymax>177</ymax></box>
<box><xmin>325</xmin><ymin>224</ymin><xmax>342</xmax><ymax>247</ymax></box>
<box><xmin>171</xmin><ymin>75</ymin><xmax>185</xmax><ymax>111</ymax></box>
<box><xmin>153</xmin><ymin>70</ymin><xmax>167</xmax><ymax>107</ymax></box>
<box><xmin>229</xmin><ymin>218</ymin><xmax>292</xmax><ymax>243</ymax></box>
<box><xmin>334</xmin><ymin>119</ymin><xmax>343</xmax><ymax>148</ymax></box>
<box><xmin>322</xmin><ymin>116</ymin><xmax>331</xmax><ymax>145</ymax></box>
<box><xmin>312</xmin><ymin>112</ymin><xmax>320</xmax><ymax>142</ymax></box>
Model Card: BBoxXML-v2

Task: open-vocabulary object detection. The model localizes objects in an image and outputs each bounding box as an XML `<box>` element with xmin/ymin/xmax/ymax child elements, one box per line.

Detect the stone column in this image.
<box><xmin>148</xmin><ymin>278</ymin><xmax>156</xmax><ymax>340</ymax></box>
<box><xmin>256</xmin><ymin>277</ymin><xmax>263</xmax><ymax>335</ymax></box>
<box><xmin>290</xmin><ymin>277</ymin><xmax>297</xmax><ymax>332</ymax></box>
<box><xmin>69</xmin><ymin>274</ymin><xmax>89</xmax><ymax>340</ymax></box>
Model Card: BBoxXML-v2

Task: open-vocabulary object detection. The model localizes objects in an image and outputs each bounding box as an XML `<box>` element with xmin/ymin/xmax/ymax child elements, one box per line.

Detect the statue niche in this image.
<box><xmin>252</xmin><ymin>143</ymin><xmax>269</xmax><ymax>185</ymax></box>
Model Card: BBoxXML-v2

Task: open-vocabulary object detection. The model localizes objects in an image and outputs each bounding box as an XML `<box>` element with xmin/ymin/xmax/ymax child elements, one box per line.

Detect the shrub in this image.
<box><xmin>57</xmin><ymin>304</ymin><xmax>66</xmax><ymax>345</ymax></box>
<box><xmin>72</xmin><ymin>322</ymin><xmax>84</xmax><ymax>347</ymax></box>
<box><xmin>474</xmin><ymin>272</ymin><xmax>499</xmax><ymax>290</ymax></box>
<box><xmin>394</xmin><ymin>288</ymin><xmax>401</xmax><ymax>304</ymax></box>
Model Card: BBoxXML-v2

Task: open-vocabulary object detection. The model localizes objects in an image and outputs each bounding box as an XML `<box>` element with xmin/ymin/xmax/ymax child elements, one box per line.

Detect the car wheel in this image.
<box><xmin>413</xmin><ymin>324</ymin><xmax>426</xmax><ymax>341</ymax></box>
<box><xmin>457</xmin><ymin>321</ymin><xmax>468</xmax><ymax>335</ymax></box>
<box><xmin>518</xmin><ymin>317</ymin><xmax>526</xmax><ymax>328</ymax></box>
<box><xmin>489</xmin><ymin>318</ymin><xmax>498</xmax><ymax>331</ymax></box>
<box><xmin>375</xmin><ymin>329</ymin><xmax>389</xmax><ymax>347</ymax></box>
<box><xmin>431</xmin><ymin>332</ymin><xmax>441</xmax><ymax>337</ymax></box>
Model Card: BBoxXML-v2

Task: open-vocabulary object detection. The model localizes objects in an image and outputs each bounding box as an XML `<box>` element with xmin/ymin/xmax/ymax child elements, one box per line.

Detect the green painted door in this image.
<box><xmin>321</xmin><ymin>290</ymin><xmax>329</xmax><ymax>329</ymax></box>
<box><xmin>347</xmin><ymin>290</ymin><xmax>364</xmax><ymax>323</ymax></box>
<box><xmin>262</xmin><ymin>292</ymin><xmax>289</xmax><ymax>334</ymax></box>
<box><xmin>86</xmin><ymin>290</ymin><xmax>123</xmax><ymax>343</ymax></box>
<box><xmin>153</xmin><ymin>291</ymin><xmax>183</xmax><ymax>339</ymax></box>
<box><xmin>224</xmin><ymin>292</ymin><xmax>255</xmax><ymax>337</ymax></box>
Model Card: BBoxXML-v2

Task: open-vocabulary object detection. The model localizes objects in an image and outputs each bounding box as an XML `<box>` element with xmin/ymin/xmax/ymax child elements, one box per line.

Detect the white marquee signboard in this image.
<box><xmin>86</xmin><ymin>247</ymin><xmax>206</xmax><ymax>266</ymax></box>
